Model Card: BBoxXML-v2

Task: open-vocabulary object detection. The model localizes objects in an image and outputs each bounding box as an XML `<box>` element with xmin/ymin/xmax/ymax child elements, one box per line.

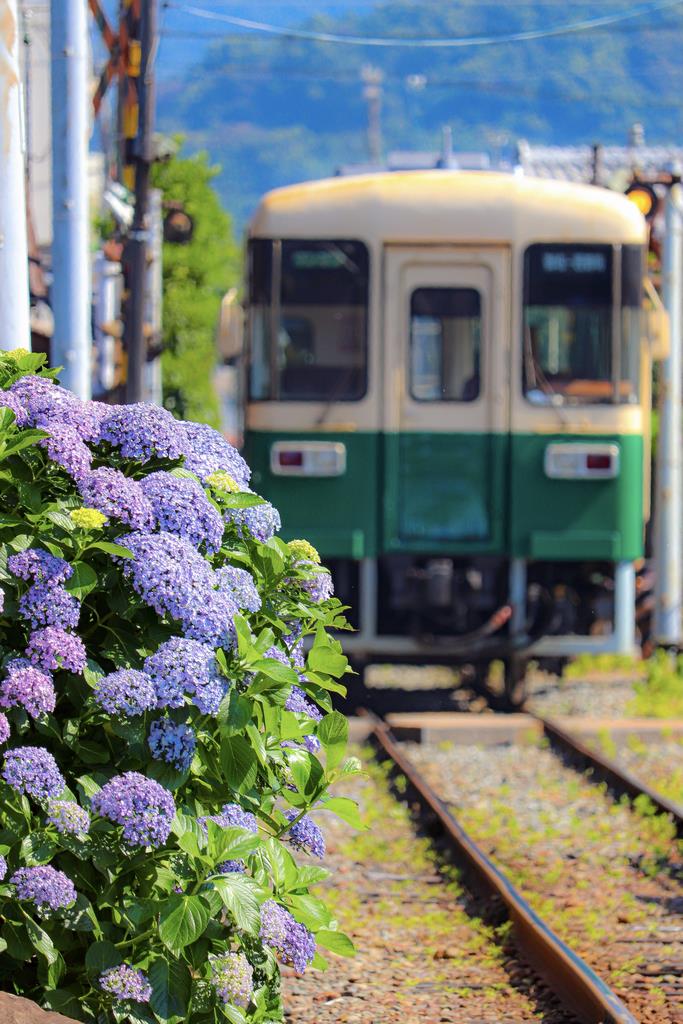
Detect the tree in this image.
<box><xmin>152</xmin><ymin>147</ymin><xmax>241</xmax><ymax>427</ymax></box>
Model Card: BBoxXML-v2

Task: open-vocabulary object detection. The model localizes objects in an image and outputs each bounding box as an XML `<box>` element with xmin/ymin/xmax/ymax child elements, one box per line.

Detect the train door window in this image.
<box><xmin>523</xmin><ymin>243</ymin><xmax>642</xmax><ymax>405</ymax></box>
<box><xmin>409</xmin><ymin>287</ymin><xmax>481</xmax><ymax>401</ymax></box>
<box><xmin>247</xmin><ymin>239</ymin><xmax>369</xmax><ymax>401</ymax></box>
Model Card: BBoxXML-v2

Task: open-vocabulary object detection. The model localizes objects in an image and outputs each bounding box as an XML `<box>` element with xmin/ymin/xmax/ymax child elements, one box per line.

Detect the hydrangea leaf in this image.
<box><xmin>212</xmin><ymin>874</ymin><xmax>263</xmax><ymax>935</ymax></box>
<box><xmin>317</xmin><ymin>711</ymin><xmax>348</xmax><ymax>769</ymax></box>
<box><xmin>220</xmin><ymin>735</ymin><xmax>258</xmax><ymax>793</ymax></box>
<box><xmin>314</xmin><ymin>929</ymin><xmax>356</xmax><ymax>957</ymax></box>
<box><xmin>64</xmin><ymin>561</ymin><xmax>98</xmax><ymax>599</ymax></box>
<box><xmin>158</xmin><ymin>894</ymin><xmax>211</xmax><ymax>953</ymax></box>
<box><xmin>148</xmin><ymin>955</ymin><xmax>192</xmax><ymax>1024</ymax></box>
<box><xmin>320</xmin><ymin>796</ymin><xmax>365</xmax><ymax>831</ymax></box>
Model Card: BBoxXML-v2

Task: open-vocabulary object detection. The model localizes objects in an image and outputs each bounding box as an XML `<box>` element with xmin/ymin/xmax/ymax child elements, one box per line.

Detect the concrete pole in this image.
<box><xmin>0</xmin><ymin>0</ymin><xmax>31</xmax><ymax>351</ymax></box>
<box><xmin>653</xmin><ymin>183</ymin><xmax>683</xmax><ymax>645</ymax></box>
<box><xmin>50</xmin><ymin>0</ymin><xmax>91</xmax><ymax>397</ymax></box>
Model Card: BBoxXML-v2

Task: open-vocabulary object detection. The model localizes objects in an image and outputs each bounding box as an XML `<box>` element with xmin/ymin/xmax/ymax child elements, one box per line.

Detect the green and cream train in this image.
<box><xmin>236</xmin><ymin>170</ymin><xmax>665</xmax><ymax>701</ymax></box>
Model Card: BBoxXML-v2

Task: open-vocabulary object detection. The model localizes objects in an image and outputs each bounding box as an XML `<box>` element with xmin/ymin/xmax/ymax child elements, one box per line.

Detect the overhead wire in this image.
<box><xmin>164</xmin><ymin>0</ymin><xmax>683</xmax><ymax>47</ymax></box>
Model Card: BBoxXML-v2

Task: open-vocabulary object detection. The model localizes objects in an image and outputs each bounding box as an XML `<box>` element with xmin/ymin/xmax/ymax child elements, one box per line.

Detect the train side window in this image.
<box><xmin>409</xmin><ymin>287</ymin><xmax>481</xmax><ymax>402</ymax></box>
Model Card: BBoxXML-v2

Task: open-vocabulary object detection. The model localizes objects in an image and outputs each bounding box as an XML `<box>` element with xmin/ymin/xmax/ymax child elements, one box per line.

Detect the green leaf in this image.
<box><xmin>220</xmin><ymin>735</ymin><xmax>258</xmax><ymax>793</ymax></box>
<box><xmin>206</xmin><ymin>822</ymin><xmax>260</xmax><ymax>863</ymax></box>
<box><xmin>217</xmin><ymin>690</ymin><xmax>252</xmax><ymax>735</ymax></box>
<box><xmin>315</xmin><ymin>929</ymin><xmax>356</xmax><ymax>956</ymax></box>
<box><xmin>321</xmin><ymin>796</ymin><xmax>365</xmax><ymax>830</ymax></box>
<box><xmin>41</xmin><ymin>989</ymin><xmax>84</xmax><ymax>1020</ymax></box>
<box><xmin>25</xmin><ymin>916</ymin><xmax>58</xmax><ymax>963</ymax></box>
<box><xmin>149</xmin><ymin>956</ymin><xmax>192</xmax><ymax>1024</ymax></box>
<box><xmin>62</xmin><ymin>893</ymin><xmax>98</xmax><ymax>933</ymax></box>
<box><xmin>87</xmin><ymin>540</ymin><xmax>134</xmax><ymax>558</ymax></box>
<box><xmin>250</xmin><ymin>658</ymin><xmax>299</xmax><ymax>685</ymax></box>
<box><xmin>307</xmin><ymin>644</ymin><xmax>348</xmax><ymax>679</ymax></box>
<box><xmin>317</xmin><ymin>711</ymin><xmax>348</xmax><ymax>769</ymax></box>
<box><xmin>20</xmin><ymin>831</ymin><xmax>58</xmax><ymax>865</ymax></box>
<box><xmin>159</xmin><ymin>895</ymin><xmax>210</xmax><ymax>953</ymax></box>
<box><xmin>45</xmin><ymin>509</ymin><xmax>75</xmax><ymax>532</ymax></box>
<box><xmin>311</xmin><ymin>950</ymin><xmax>329</xmax><ymax>971</ymax></box>
<box><xmin>287</xmin><ymin>893</ymin><xmax>333</xmax><ymax>930</ymax></box>
<box><xmin>85</xmin><ymin>939</ymin><xmax>121</xmax><ymax>976</ymax></box>
<box><xmin>233</xmin><ymin>613</ymin><xmax>255</xmax><ymax>661</ymax></box>
<box><xmin>212</xmin><ymin>874</ymin><xmax>263</xmax><ymax>934</ymax></box>
<box><xmin>2</xmin><ymin>921</ymin><xmax>32</xmax><ymax>960</ymax></box>
<box><xmin>65</xmin><ymin>561</ymin><xmax>98</xmax><ymax>599</ymax></box>
<box><xmin>293</xmin><ymin>864</ymin><xmax>331</xmax><ymax>888</ymax></box>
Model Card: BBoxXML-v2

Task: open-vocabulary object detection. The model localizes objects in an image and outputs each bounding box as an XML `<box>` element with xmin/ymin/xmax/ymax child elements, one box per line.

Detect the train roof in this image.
<box><xmin>249</xmin><ymin>170</ymin><xmax>646</xmax><ymax>246</ymax></box>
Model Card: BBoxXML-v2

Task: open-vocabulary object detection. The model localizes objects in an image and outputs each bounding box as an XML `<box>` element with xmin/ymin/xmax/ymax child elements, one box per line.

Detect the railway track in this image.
<box><xmin>376</xmin><ymin>711</ymin><xmax>683</xmax><ymax>1024</ymax></box>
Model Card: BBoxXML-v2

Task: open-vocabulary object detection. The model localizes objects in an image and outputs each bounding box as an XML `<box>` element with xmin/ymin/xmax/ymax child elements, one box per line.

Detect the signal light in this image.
<box><xmin>624</xmin><ymin>181</ymin><xmax>659</xmax><ymax>223</ymax></box>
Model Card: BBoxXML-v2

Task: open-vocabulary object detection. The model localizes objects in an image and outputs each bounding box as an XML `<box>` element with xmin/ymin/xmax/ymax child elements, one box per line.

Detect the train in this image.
<box><xmin>226</xmin><ymin>170</ymin><xmax>668</xmax><ymax>706</ymax></box>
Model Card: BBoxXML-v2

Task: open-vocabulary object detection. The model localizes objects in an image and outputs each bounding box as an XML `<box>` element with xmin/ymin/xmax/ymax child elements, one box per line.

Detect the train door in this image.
<box><xmin>382</xmin><ymin>246</ymin><xmax>510</xmax><ymax>554</ymax></box>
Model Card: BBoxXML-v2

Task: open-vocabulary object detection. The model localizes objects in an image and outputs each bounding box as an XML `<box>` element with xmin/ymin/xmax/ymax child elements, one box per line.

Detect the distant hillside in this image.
<box><xmin>157</xmin><ymin>0</ymin><xmax>683</xmax><ymax>231</ymax></box>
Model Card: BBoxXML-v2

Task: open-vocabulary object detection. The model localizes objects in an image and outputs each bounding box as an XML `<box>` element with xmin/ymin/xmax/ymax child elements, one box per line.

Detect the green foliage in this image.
<box><xmin>152</xmin><ymin>146</ymin><xmax>241</xmax><ymax>427</ymax></box>
<box><xmin>0</xmin><ymin>354</ymin><xmax>359</xmax><ymax>1022</ymax></box>
<box><xmin>628</xmin><ymin>649</ymin><xmax>683</xmax><ymax>718</ymax></box>
<box><xmin>564</xmin><ymin>652</ymin><xmax>641</xmax><ymax>680</ymax></box>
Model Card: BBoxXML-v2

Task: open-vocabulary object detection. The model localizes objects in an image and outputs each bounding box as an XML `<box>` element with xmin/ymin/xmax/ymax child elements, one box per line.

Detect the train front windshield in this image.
<box><xmin>523</xmin><ymin>243</ymin><xmax>643</xmax><ymax>405</ymax></box>
<box><xmin>248</xmin><ymin>239</ymin><xmax>369</xmax><ymax>401</ymax></box>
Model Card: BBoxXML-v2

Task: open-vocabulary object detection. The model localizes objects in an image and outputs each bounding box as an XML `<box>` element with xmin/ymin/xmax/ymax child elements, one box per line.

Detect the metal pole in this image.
<box><xmin>614</xmin><ymin>560</ymin><xmax>636</xmax><ymax>654</ymax></box>
<box><xmin>0</xmin><ymin>0</ymin><xmax>31</xmax><ymax>351</ymax></box>
<box><xmin>124</xmin><ymin>0</ymin><xmax>157</xmax><ymax>404</ymax></box>
<box><xmin>50</xmin><ymin>0</ymin><xmax>91</xmax><ymax>397</ymax></box>
<box><xmin>653</xmin><ymin>182</ymin><xmax>683</xmax><ymax>645</ymax></box>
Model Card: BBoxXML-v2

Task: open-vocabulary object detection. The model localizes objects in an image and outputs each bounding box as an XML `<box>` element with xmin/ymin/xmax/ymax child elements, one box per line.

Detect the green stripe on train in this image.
<box><xmin>244</xmin><ymin>430</ymin><xmax>643</xmax><ymax>562</ymax></box>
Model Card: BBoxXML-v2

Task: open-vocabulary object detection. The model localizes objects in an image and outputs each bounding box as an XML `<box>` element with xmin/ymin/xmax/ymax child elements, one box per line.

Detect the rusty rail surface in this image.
<box><xmin>537</xmin><ymin>715</ymin><xmax>683</xmax><ymax>836</ymax></box>
<box><xmin>365</xmin><ymin>712</ymin><xmax>637</xmax><ymax>1024</ymax></box>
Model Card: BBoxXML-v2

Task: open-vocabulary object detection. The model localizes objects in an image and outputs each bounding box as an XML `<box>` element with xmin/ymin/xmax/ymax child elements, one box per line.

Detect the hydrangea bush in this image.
<box><xmin>0</xmin><ymin>351</ymin><xmax>360</xmax><ymax>1023</ymax></box>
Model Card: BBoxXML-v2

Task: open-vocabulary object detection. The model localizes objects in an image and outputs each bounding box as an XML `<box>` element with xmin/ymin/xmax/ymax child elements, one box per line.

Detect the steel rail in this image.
<box><xmin>537</xmin><ymin>714</ymin><xmax>683</xmax><ymax>836</ymax></box>
<box><xmin>365</xmin><ymin>712</ymin><xmax>637</xmax><ymax>1024</ymax></box>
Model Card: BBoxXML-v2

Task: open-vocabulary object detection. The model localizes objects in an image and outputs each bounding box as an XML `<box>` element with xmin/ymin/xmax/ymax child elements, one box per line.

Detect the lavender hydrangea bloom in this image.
<box><xmin>11</xmin><ymin>865</ymin><xmax>76</xmax><ymax>915</ymax></box>
<box><xmin>40</xmin><ymin>423</ymin><xmax>92</xmax><ymax>481</ymax></box>
<box><xmin>119</xmin><ymin>532</ymin><xmax>237</xmax><ymax>647</ymax></box>
<box><xmin>0</xmin><ymin>390</ymin><xmax>29</xmax><ymax>426</ymax></box>
<box><xmin>25</xmin><ymin>627</ymin><xmax>87</xmax><ymax>674</ymax></box>
<box><xmin>47</xmin><ymin>800</ymin><xmax>90</xmax><ymax>835</ymax></box>
<box><xmin>140</xmin><ymin>471</ymin><xmax>224</xmax><ymax>553</ymax></box>
<box><xmin>0</xmin><ymin>855</ymin><xmax>6</xmax><ymax>880</ymax></box>
<box><xmin>8</xmin><ymin>375</ymin><xmax>81</xmax><ymax>429</ymax></box>
<box><xmin>93</xmin><ymin>670</ymin><xmax>157</xmax><ymax>717</ymax></box>
<box><xmin>210</xmin><ymin>952</ymin><xmax>253</xmax><ymax>1008</ymax></box>
<box><xmin>91</xmin><ymin>772</ymin><xmax>175</xmax><ymax>847</ymax></box>
<box><xmin>148</xmin><ymin>719</ymin><xmax>195</xmax><ymax>771</ymax></box>
<box><xmin>0</xmin><ymin>713</ymin><xmax>9</xmax><ymax>744</ymax></box>
<box><xmin>300</xmin><ymin>568</ymin><xmax>334</xmax><ymax>604</ymax></box>
<box><xmin>78</xmin><ymin>468</ymin><xmax>154</xmax><ymax>530</ymax></box>
<box><xmin>8</xmin><ymin>548</ymin><xmax>72</xmax><ymax>584</ymax></box>
<box><xmin>285</xmin><ymin>685</ymin><xmax>322</xmax><ymax>722</ymax></box>
<box><xmin>259</xmin><ymin>900</ymin><xmax>316</xmax><ymax>973</ymax></box>
<box><xmin>177</xmin><ymin>419</ymin><xmax>250</xmax><ymax>485</ymax></box>
<box><xmin>283</xmin><ymin>810</ymin><xmax>325</xmax><ymax>858</ymax></box>
<box><xmin>218</xmin><ymin>859</ymin><xmax>246</xmax><ymax>874</ymax></box>
<box><xmin>3</xmin><ymin>746</ymin><xmax>65</xmax><ymax>800</ymax></box>
<box><xmin>200</xmin><ymin>802</ymin><xmax>258</xmax><ymax>834</ymax></box>
<box><xmin>215</xmin><ymin>565</ymin><xmax>261</xmax><ymax>612</ymax></box>
<box><xmin>18</xmin><ymin>581</ymin><xmax>80</xmax><ymax>629</ymax></box>
<box><xmin>144</xmin><ymin>637</ymin><xmax>223</xmax><ymax>710</ymax></box>
<box><xmin>99</xmin><ymin>964</ymin><xmax>152</xmax><ymax>1004</ymax></box>
<box><xmin>0</xmin><ymin>660</ymin><xmax>56</xmax><ymax>718</ymax></box>
<box><xmin>97</xmin><ymin>403</ymin><xmax>185</xmax><ymax>463</ymax></box>
<box><xmin>226</xmin><ymin>500</ymin><xmax>281</xmax><ymax>543</ymax></box>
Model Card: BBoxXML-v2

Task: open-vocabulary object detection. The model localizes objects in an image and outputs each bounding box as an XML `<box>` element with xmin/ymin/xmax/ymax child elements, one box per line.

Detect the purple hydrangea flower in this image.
<box><xmin>3</xmin><ymin>746</ymin><xmax>65</xmax><ymax>800</ymax></box>
<box><xmin>0</xmin><ymin>660</ymin><xmax>56</xmax><ymax>718</ymax></box>
<box><xmin>218</xmin><ymin>859</ymin><xmax>246</xmax><ymax>874</ymax></box>
<box><xmin>91</xmin><ymin>772</ymin><xmax>175</xmax><ymax>847</ymax></box>
<box><xmin>8</xmin><ymin>548</ymin><xmax>72</xmax><ymax>584</ymax></box>
<box><xmin>259</xmin><ymin>899</ymin><xmax>316</xmax><ymax>973</ymax></box>
<box><xmin>140</xmin><ymin>471</ymin><xmax>224</xmax><ymax>553</ymax></box>
<box><xmin>47</xmin><ymin>799</ymin><xmax>90</xmax><ymax>835</ymax></box>
<box><xmin>8</xmin><ymin>376</ymin><xmax>81</xmax><ymax>429</ymax></box>
<box><xmin>200</xmin><ymin>802</ymin><xmax>258</xmax><ymax>834</ymax></box>
<box><xmin>25</xmin><ymin>627</ymin><xmax>87</xmax><ymax>674</ymax></box>
<box><xmin>210</xmin><ymin>952</ymin><xmax>253</xmax><ymax>1008</ymax></box>
<box><xmin>78</xmin><ymin>468</ymin><xmax>154</xmax><ymax>530</ymax></box>
<box><xmin>0</xmin><ymin>390</ymin><xmax>29</xmax><ymax>426</ymax></box>
<box><xmin>215</xmin><ymin>565</ymin><xmax>261</xmax><ymax>612</ymax></box>
<box><xmin>0</xmin><ymin>713</ymin><xmax>9</xmax><ymax>744</ymax></box>
<box><xmin>148</xmin><ymin>719</ymin><xmax>195</xmax><ymax>771</ymax></box>
<box><xmin>177</xmin><ymin>420</ymin><xmax>250</xmax><ymax>485</ymax></box>
<box><xmin>97</xmin><ymin>403</ymin><xmax>185</xmax><ymax>463</ymax></box>
<box><xmin>18</xmin><ymin>581</ymin><xmax>80</xmax><ymax>630</ymax></box>
<box><xmin>301</xmin><ymin>568</ymin><xmax>334</xmax><ymax>604</ymax></box>
<box><xmin>285</xmin><ymin>685</ymin><xmax>322</xmax><ymax>723</ymax></box>
<box><xmin>0</xmin><ymin>855</ymin><xmax>6</xmax><ymax>880</ymax></box>
<box><xmin>226</xmin><ymin>500</ymin><xmax>281</xmax><ymax>543</ymax></box>
<box><xmin>11</xmin><ymin>865</ymin><xmax>76</xmax><ymax>914</ymax></box>
<box><xmin>283</xmin><ymin>810</ymin><xmax>325</xmax><ymax>858</ymax></box>
<box><xmin>99</xmin><ymin>964</ymin><xmax>152</xmax><ymax>1004</ymax></box>
<box><xmin>144</xmin><ymin>637</ymin><xmax>226</xmax><ymax>711</ymax></box>
<box><xmin>119</xmin><ymin>532</ymin><xmax>237</xmax><ymax>647</ymax></box>
<box><xmin>93</xmin><ymin>669</ymin><xmax>157</xmax><ymax>718</ymax></box>
<box><xmin>40</xmin><ymin>423</ymin><xmax>92</xmax><ymax>481</ymax></box>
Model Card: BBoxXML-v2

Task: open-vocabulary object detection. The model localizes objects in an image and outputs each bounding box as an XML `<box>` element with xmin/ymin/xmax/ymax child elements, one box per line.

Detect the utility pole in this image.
<box><xmin>124</xmin><ymin>0</ymin><xmax>157</xmax><ymax>404</ymax></box>
<box><xmin>0</xmin><ymin>0</ymin><xmax>31</xmax><ymax>351</ymax></box>
<box><xmin>51</xmin><ymin>0</ymin><xmax>91</xmax><ymax>397</ymax></box>
<box><xmin>653</xmin><ymin>179</ymin><xmax>683</xmax><ymax>646</ymax></box>
<box><xmin>361</xmin><ymin>65</ymin><xmax>383</xmax><ymax>165</ymax></box>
